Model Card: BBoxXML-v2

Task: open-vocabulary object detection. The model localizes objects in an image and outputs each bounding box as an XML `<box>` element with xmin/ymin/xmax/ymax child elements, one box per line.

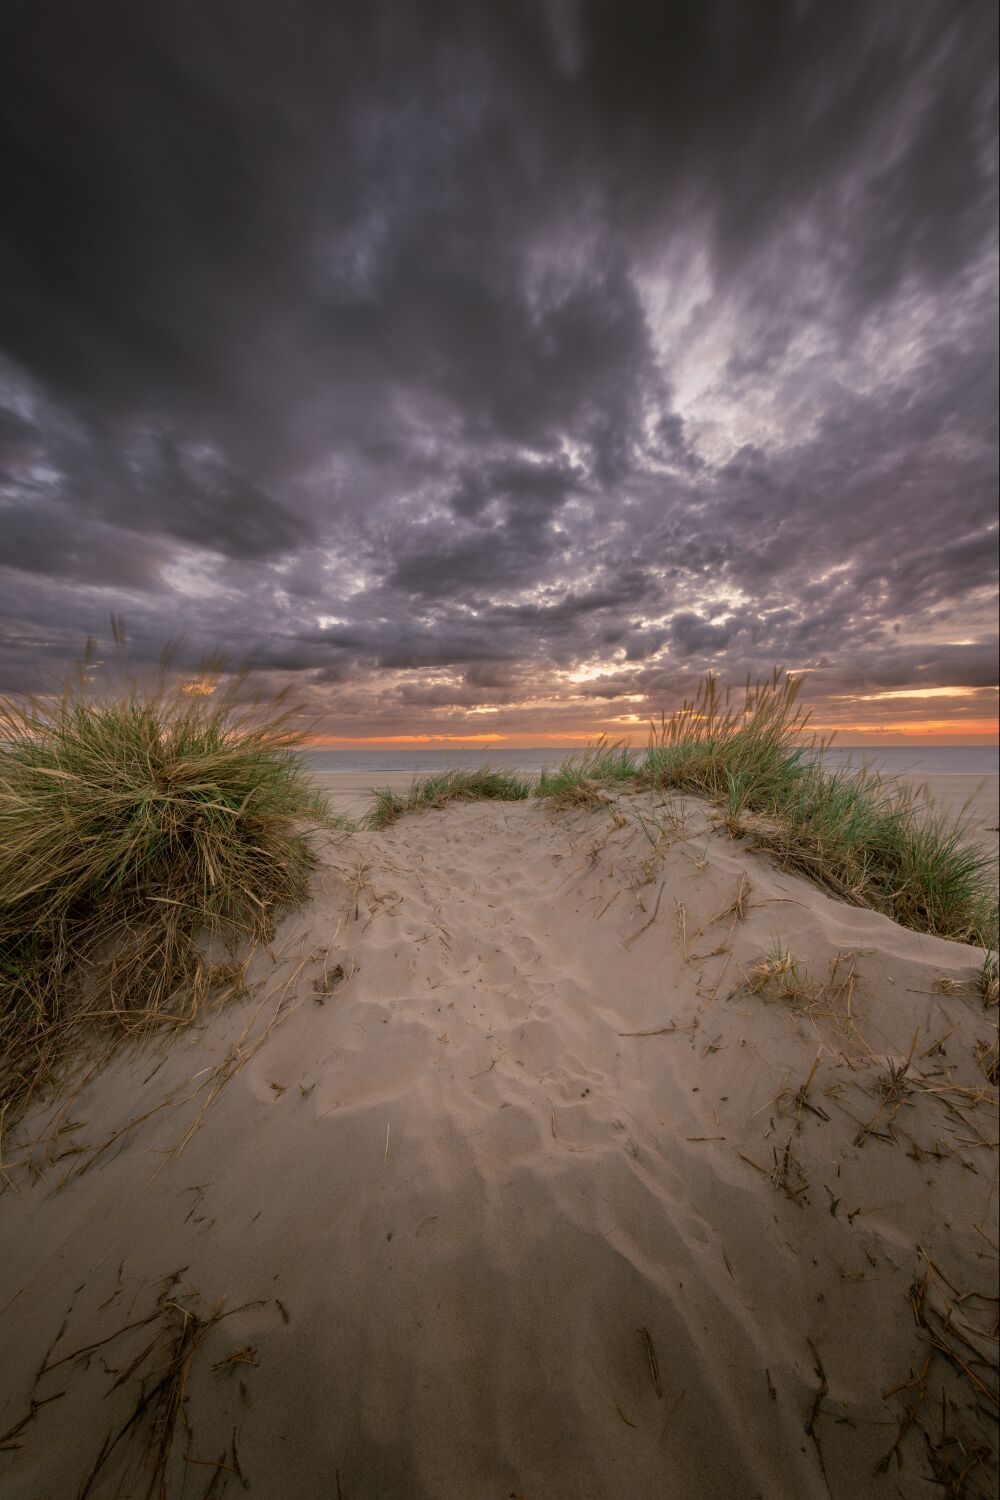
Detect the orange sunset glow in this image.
<box><xmin>305</xmin><ymin>715</ymin><xmax>999</xmax><ymax>750</ymax></box>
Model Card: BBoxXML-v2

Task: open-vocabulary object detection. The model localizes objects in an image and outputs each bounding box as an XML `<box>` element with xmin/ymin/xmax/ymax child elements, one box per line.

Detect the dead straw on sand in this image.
<box><xmin>638</xmin><ymin>1326</ymin><xmax>663</xmax><ymax>1398</ymax></box>
<box><xmin>76</xmin><ymin>1292</ymin><xmax>267</xmax><ymax>1499</ymax></box>
<box><xmin>872</xmin><ymin>1248</ymin><xmax>1000</xmax><ymax>1491</ymax></box>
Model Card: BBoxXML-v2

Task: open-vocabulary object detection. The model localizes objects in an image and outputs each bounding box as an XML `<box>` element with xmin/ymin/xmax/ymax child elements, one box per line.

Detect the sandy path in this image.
<box><xmin>1</xmin><ymin>793</ymin><xmax>996</xmax><ymax>1498</ymax></box>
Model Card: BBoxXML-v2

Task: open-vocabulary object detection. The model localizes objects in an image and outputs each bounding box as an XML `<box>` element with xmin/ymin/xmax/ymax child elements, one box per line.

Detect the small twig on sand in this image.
<box><xmin>617</xmin><ymin>1023</ymin><xmax>696</xmax><ymax>1038</ymax></box>
<box><xmin>623</xmin><ymin>883</ymin><xmax>665</xmax><ymax>948</ymax></box>
<box><xmin>804</xmin><ymin>1339</ymin><xmax>831</xmax><ymax>1491</ymax></box>
<box><xmin>612</xmin><ymin>1396</ymin><xmax>637</xmax><ymax>1428</ymax></box>
<box><xmin>874</xmin><ymin>1379</ymin><xmax>928</xmax><ymax>1475</ymax></box>
<box><xmin>675</xmin><ymin>901</ymin><xmax>689</xmax><ymax>962</ymax></box>
<box><xmin>639</xmin><ymin>1326</ymin><xmax>663</xmax><ymax>1398</ymax></box>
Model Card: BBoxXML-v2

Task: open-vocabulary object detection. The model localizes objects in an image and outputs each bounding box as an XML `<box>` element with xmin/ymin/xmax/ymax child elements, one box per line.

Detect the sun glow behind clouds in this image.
<box><xmin>840</xmin><ymin>687</ymin><xmax>984</xmax><ymax>702</ymax></box>
<box><xmin>809</xmin><ymin>719</ymin><xmax>998</xmax><ymax>739</ymax></box>
<box><xmin>562</xmin><ymin>660</ymin><xmax>649</xmax><ymax>688</ymax></box>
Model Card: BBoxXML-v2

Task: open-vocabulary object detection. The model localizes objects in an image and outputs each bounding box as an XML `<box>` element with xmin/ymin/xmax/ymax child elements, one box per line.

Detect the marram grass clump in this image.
<box><xmin>645</xmin><ymin>673</ymin><xmax>996</xmax><ymax>948</ymax></box>
<box><xmin>536</xmin><ymin>672</ymin><xmax>996</xmax><ymax>950</ymax></box>
<box><xmin>368</xmin><ymin>766</ymin><xmax>534</xmax><ymax>829</ymax></box>
<box><xmin>537</xmin><ymin>742</ymin><xmax>637</xmax><ymax>807</ymax></box>
<box><xmin>0</xmin><ymin>650</ymin><xmax>332</xmax><ymax>1120</ymax></box>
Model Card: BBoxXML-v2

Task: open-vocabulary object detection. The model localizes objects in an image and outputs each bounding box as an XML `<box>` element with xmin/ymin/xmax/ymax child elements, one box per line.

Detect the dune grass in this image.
<box><xmin>982</xmin><ymin>951</ymin><xmax>999</xmax><ymax>1007</ymax></box>
<box><xmin>367</xmin><ymin>766</ymin><xmax>534</xmax><ymax>829</ymax></box>
<box><xmin>532</xmin><ymin>673</ymin><xmax>996</xmax><ymax>949</ymax></box>
<box><xmin>537</xmin><ymin>742</ymin><xmax>637</xmax><ymax>807</ymax></box>
<box><xmin>0</xmin><ymin>643</ymin><xmax>332</xmax><ymax>1121</ymax></box>
<box><xmin>641</xmin><ymin>673</ymin><xmax>997</xmax><ymax>946</ymax></box>
<box><xmin>369</xmin><ymin>672</ymin><xmax>994</xmax><ymax>949</ymax></box>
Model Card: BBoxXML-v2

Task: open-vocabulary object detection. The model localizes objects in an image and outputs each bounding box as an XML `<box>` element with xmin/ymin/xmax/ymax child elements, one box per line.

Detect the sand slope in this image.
<box><xmin>1</xmin><ymin>793</ymin><xmax>996</xmax><ymax>1499</ymax></box>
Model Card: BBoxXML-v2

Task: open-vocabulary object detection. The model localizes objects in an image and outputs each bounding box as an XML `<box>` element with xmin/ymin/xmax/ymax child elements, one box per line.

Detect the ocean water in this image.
<box><xmin>302</xmin><ymin>745</ymin><xmax>999</xmax><ymax>779</ymax></box>
<box><xmin>818</xmin><ymin>746</ymin><xmax>998</xmax><ymax>777</ymax></box>
<box><xmin>303</xmin><ymin>748</ymin><xmax>577</xmax><ymax>777</ymax></box>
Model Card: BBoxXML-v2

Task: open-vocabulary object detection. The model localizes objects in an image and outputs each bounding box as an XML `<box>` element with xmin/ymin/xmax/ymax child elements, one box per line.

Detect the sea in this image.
<box><xmin>302</xmin><ymin>745</ymin><xmax>999</xmax><ymax>779</ymax></box>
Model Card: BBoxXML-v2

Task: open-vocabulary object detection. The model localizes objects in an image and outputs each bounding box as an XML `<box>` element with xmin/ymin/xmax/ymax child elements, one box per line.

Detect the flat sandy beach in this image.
<box><xmin>1</xmin><ymin>786</ymin><xmax>996</xmax><ymax>1498</ymax></box>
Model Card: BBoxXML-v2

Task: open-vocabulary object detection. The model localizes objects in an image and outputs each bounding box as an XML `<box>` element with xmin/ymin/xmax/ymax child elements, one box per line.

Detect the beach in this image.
<box><xmin>1</xmin><ymin>784</ymin><xmax>996</xmax><ymax>1498</ymax></box>
<box><xmin>3</xmin><ymin>3</ymin><xmax>996</xmax><ymax>1493</ymax></box>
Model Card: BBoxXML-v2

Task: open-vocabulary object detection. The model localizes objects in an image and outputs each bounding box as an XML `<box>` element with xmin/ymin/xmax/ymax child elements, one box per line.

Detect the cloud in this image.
<box><xmin>0</xmin><ymin>0</ymin><xmax>995</xmax><ymax>735</ymax></box>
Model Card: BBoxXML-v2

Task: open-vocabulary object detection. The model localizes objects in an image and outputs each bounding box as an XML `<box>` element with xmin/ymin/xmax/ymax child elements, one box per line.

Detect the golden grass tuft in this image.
<box><xmin>367</xmin><ymin>765</ymin><xmax>533</xmax><ymax>828</ymax></box>
<box><xmin>744</xmin><ymin>942</ymin><xmax>818</xmax><ymax>1004</ymax></box>
<box><xmin>0</xmin><ymin>632</ymin><xmax>333</xmax><ymax>1123</ymax></box>
<box><xmin>536</xmin><ymin>671</ymin><xmax>997</xmax><ymax>950</ymax></box>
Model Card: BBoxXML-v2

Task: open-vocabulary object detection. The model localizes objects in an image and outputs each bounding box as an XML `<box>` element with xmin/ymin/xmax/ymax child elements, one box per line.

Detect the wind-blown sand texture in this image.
<box><xmin>1</xmin><ymin>791</ymin><xmax>997</xmax><ymax>1499</ymax></box>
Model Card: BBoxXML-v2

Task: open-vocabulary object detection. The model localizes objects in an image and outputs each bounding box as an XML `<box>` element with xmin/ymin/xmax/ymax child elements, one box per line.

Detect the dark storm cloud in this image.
<box><xmin>0</xmin><ymin>0</ymin><xmax>996</xmax><ymax>732</ymax></box>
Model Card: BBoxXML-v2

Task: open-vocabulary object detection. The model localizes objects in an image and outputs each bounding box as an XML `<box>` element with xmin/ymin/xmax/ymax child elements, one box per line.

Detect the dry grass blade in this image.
<box><xmin>855</xmin><ymin>1030</ymin><xmax>920</xmax><ymax>1146</ymax></box>
<box><xmin>769</xmin><ymin>1135</ymin><xmax>810</xmax><ymax>1205</ymax></box>
<box><xmin>922</xmin><ymin>1379</ymin><xmax>996</xmax><ymax>1500</ymax></box>
<box><xmin>75</xmin><ymin>1301</ymin><xmax>214</xmax><ymax>1498</ymax></box>
<box><xmin>73</xmin><ymin>1291</ymin><xmax>265</xmax><ymax>1499</ymax></box>
<box><xmin>623</xmin><ymin>883</ymin><xmax>665</xmax><ymax>948</ymax></box>
<box><xmin>638</xmin><ymin>1326</ymin><xmax>662</xmax><ymax>1398</ymax></box>
<box><xmin>906</xmin><ymin>1249</ymin><xmax>1000</xmax><ymax>1446</ymax></box>
<box><xmin>874</xmin><ymin>1360</ymin><xmax>929</xmax><ymax>1475</ymax></box>
<box><xmin>211</xmin><ymin>1345</ymin><xmax>258</xmax><ymax>1375</ymax></box>
<box><xmin>778</xmin><ymin>1052</ymin><xmax>830</xmax><ymax>1131</ymax></box>
<box><xmin>617</xmin><ymin>1022</ymin><xmax>695</xmax><ymax>1037</ymax></box>
<box><xmin>0</xmin><ymin>1391</ymin><xmax>67</xmax><ymax>1452</ymax></box>
<box><xmin>692</xmin><ymin>874</ymin><xmax>751</xmax><ymax>938</ymax></box>
<box><xmin>974</xmin><ymin>1032</ymin><xmax>998</xmax><ymax>1087</ymax></box>
<box><xmin>803</xmin><ymin>1339</ymin><xmax>830</xmax><ymax>1484</ymax></box>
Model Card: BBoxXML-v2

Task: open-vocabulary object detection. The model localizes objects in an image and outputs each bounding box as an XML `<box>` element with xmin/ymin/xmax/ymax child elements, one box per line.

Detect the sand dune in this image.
<box><xmin>1</xmin><ymin>791</ymin><xmax>996</xmax><ymax>1499</ymax></box>
<box><xmin>311</xmin><ymin>768</ymin><xmax>999</xmax><ymax>853</ymax></box>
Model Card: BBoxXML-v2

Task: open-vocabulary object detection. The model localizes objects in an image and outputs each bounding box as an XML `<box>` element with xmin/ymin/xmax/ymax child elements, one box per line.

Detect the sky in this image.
<box><xmin>0</xmin><ymin>0</ymin><xmax>997</xmax><ymax>746</ymax></box>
